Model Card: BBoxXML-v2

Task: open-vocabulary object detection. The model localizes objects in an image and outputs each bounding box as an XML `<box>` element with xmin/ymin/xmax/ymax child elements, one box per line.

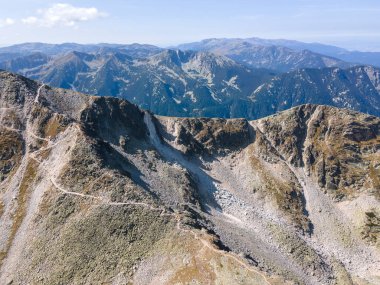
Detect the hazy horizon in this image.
<box><xmin>0</xmin><ymin>36</ymin><xmax>379</xmax><ymax>53</ymax></box>
<box><xmin>1</xmin><ymin>0</ymin><xmax>380</xmax><ymax>51</ymax></box>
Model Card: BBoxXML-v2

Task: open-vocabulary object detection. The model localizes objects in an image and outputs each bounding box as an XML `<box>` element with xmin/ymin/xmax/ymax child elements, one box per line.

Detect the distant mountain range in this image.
<box><xmin>0</xmin><ymin>43</ymin><xmax>162</xmax><ymax>61</ymax></box>
<box><xmin>250</xmin><ymin>66</ymin><xmax>380</xmax><ymax>118</ymax></box>
<box><xmin>0</xmin><ymin>37</ymin><xmax>380</xmax><ymax>119</ymax></box>
<box><xmin>177</xmin><ymin>39</ymin><xmax>352</xmax><ymax>71</ymax></box>
<box><xmin>0</xmin><ymin>49</ymin><xmax>275</xmax><ymax>118</ymax></box>
<box><xmin>177</xmin><ymin>37</ymin><xmax>380</xmax><ymax>68</ymax></box>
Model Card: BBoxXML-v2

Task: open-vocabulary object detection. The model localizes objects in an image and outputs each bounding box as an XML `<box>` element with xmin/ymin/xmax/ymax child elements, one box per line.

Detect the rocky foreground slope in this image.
<box><xmin>0</xmin><ymin>71</ymin><xmax>379</xmax><ymax>284</ymax></box>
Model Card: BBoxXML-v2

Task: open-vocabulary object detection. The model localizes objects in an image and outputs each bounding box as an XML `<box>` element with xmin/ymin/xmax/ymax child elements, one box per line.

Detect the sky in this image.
<box><xmin>0</xmin><ymin>0</ymin><xmax>379</xmax><ymax>51</ymax></box>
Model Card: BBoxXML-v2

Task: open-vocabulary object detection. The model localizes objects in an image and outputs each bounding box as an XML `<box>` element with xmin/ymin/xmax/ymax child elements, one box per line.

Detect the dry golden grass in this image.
<box><xmin>0</xmin><ymin>200</ymin><xmax>4</xmax><ymax>219</ymax></box>
<box><xmin>44</xmin><ymin>115</ymin><xmax>66</xmax><ymax>138</ymax></box>
<box><xmin>369</xmin><ymin>164</ymin><xmax>380</xmax><ymax>197</ymax></box>
<box><xmin>249</xmin><ymin>146</ymin><xmax>309</xmax><ymax>232</ymax></box>
<box><xmin>0</xmin><ymin>128</ymin><xmax>23</xmax><ymax>181</ymax></box>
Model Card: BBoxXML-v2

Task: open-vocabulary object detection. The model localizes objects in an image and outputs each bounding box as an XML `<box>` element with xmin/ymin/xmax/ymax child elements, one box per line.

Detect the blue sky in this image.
<box><xmin>0</xmin><ymin>0</ymin><xmax>379</xmax><ymax>51</ymax></box>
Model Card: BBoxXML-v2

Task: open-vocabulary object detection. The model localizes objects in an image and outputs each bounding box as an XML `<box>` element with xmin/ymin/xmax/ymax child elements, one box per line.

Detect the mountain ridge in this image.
<box><xmin>1</xmin><ymin>39</ymin><xmax>380</xmax><ymax>121</ymax></box>
<box><xmin>177</xmin><ymin>39</ymin><xmax>351</xmax><ymax>71</ymax></box>
<box><xmin>177</xmin><ymin>37</ymin><xmax>380</xmax><ymax>67</ymax></box>
<box><xmin>0</xmin><ymin>49</ymin><xmax>276</xmax><ymax>118</ymax></box>
<box><xmin>250</xmin><ymin>65</ymin><xmax>380</xmax><ymax>118</ymax></box>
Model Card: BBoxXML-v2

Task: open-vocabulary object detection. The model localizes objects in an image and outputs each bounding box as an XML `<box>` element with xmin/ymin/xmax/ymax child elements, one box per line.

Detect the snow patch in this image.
<box><xmin>184</xmin><ymin>91</ymin><xmax>197</xmax><ymax>103</ymax></box>
<box><xmin>223</xmin><ymin>75</ymin><xmax>241</xmax><ymax>91</ymax></box>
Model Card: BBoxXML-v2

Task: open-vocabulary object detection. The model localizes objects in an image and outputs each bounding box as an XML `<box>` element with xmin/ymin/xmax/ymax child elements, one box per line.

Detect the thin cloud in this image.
<box><xmin>0</xmin><ymin>18</ymin><xmax>15</xmax><ymax>28</ymax></box>
<box><xmin>22</xmin><ymin>3</ymin><xmax>108</xmax><ymax>28</ymax></box>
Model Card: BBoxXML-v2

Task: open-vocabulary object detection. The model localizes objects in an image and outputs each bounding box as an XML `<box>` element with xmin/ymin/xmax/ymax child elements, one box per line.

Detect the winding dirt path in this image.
<box><xmin>34</xmin><ymin>84</ymin><xmax>45</xmax><ymax>103</ymax></box>
<box><xmin>46</xmin><ymin>160</ymin><xmax>271</xmax><ymax>284</ymax></box>
<box><xmin>33</xmin><ymin>117</ymin><xmax>272</xmax><ymax>284</ymax></box>
<box><xmin>49</xmin><ymin>173</ymin><xmax>272</xmax><ymax>284</ymax></box>
<box><xmin>3</xmin><ymin>103</ymin><xmax>273</xmax><ymax>285</ymax></box>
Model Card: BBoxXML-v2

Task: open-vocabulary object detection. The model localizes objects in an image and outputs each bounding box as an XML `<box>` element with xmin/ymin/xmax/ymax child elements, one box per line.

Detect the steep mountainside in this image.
<box><xmin>225</xmin><ymin>46</ymin><xmax>350</xmax><ymax>72</ymax></box>
<box><xmin>0</xmin><ymin>71</ymin><xmax>379</xmax><ymax>284</ymax></box>
<box><xmin>250</xmin><ymin>66</ymin><xmax>380</xmax><ymax>119</ymax></box>
<box><xmin>0</xmin><ymin>49</ymin><xmax>275</xmax><ymax>118</ymax></box>
<box><xmin>0</xmin><ymin>53</ymin><xmax>51</xmax><ymax>74</ymax></box>
<box><xmin>176</xmin><ymin>39</ymin><xmax>351</xmax><ymax>71</ymax></box>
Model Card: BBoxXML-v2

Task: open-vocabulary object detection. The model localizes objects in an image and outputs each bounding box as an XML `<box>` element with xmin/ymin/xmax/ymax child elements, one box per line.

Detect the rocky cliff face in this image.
<box><xmin>0</xmin><ymin>71</ymin><xmax>379</xmax><ymax>285</ymax></box>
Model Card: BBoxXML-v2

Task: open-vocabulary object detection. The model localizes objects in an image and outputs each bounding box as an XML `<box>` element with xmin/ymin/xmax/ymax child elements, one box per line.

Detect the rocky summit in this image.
<box><xmin>0</xmin><ymin>70</ymin><xmax>379</xmax><ymax>285</ymax></box>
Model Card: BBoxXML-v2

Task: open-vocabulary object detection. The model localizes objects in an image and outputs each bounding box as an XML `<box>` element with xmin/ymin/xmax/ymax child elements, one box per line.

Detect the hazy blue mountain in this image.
<box><xmin>0</xmin><ymin>52</ymin><xmax>50</xmax><ymax>74</ymax></box>
<box><xmin>1</xmin><ymin>40</ymin><xmax>380</xmax><ymax>120</ymax></box>
<box><xmin>241</xmin><ymin>38</ymin><xmax>380</xmax><ymax>67</ymax></box>
<box><xmin>177</xmin><ymin>37</ymin><xmax>343</xmax><ymax>54</ymax></box>
<box><xmin>244</xmin><ymin>37</ymin><xmax>347</xmax><ymax>54</ymax></box>
<box><xmin>177</xmin><ymin>39</ymin><xmax>351</xmax><ymax>71</ymax></box>
<box><xmin>0</xmin><ymin>52</ymin><xmax>24</xmax><ymax>63</ymax></box>
<box><xmin>249</xmin><ymin>65</ymin><xmax>380</xmax><ymax>118</ymax></box>
<box><xmin>0</xmin><ymin>42</ymin><xmax>162</xmax><ymax>58</ymax></box>
<box><xmin>177</xmin><ymin>37</ymin><xmax>380</xmax><ymax>68</ymax></box>
<box><xmin>331</xmin><ymin>51</ymin><xmax>380</xmax><ymax>68</ymax></box>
